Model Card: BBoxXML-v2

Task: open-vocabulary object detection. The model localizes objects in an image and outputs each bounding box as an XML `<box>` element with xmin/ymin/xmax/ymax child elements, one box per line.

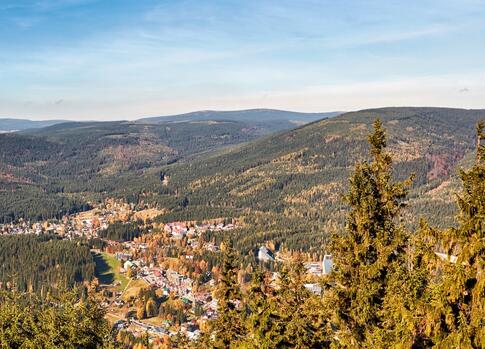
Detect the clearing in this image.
<box><xmin>93</xmin><ymin>252</ymin><xmax>129</xmax><ymax>291</ymax></box>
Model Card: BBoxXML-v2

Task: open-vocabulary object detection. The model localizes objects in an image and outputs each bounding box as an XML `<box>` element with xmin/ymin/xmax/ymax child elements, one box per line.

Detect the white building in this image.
<box><xmin>322</xmin><ymin>254</ymin><xmax>333</xmax><ymax>275</ymax></box>
<box><xmin>258</xmin><ymin>246</ymin><xmax>275</xmax><ymax>262</ymax></box>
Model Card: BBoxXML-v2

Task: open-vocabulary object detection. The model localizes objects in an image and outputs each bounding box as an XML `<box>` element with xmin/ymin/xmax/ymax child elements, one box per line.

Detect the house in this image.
<box><xmin>123</xmin><ymin>260</ymin><xmax>134</xmax><ymax>270</ymax></box>
<box><xmin>258</xmin><ymin>246</ymin><xmax>275</xmax><ymax>262</ymax></box>
<box><xmin>115</xmin><ymin>252</ymin><xmax>132</xmax><ymax>261</ymax></box>
<box><xmin>435</xmin><ymin>252</ymin><xmax>459</xmax><ymax>264</ymax></box>
<box><xmin>305</xmin><ymin>262</ymin><xmax>323</xmax><ymax>276</ymax></box>
<box><xmin>304</xmin><ymin>283</ymin><xmax>322</xmax><ymax>295</ymax></box>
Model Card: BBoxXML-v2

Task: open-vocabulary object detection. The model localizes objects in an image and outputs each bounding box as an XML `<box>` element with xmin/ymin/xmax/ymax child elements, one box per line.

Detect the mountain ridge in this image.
<box><xmin>0</xmin><ymin>118</ymin><xmax>69</xmax><ymax>132</ymax></box>
<box><xmin>144</xmin><ymin>107</ymin><xmax>484</xmax><ymax>253</ymax></box>
<box><xmin>1</xmin><ymin>108</ymin><xmax>342</xmax><ymax>132</ymax></box>
<box><xmin>137</xmin><ymin>108</ymin><xmax>342</xmax><ymax>124</ymax></box>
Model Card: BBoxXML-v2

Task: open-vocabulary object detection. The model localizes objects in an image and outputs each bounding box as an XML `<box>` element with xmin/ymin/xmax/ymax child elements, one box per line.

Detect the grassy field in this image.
<box><xmin>93</xmin><ymin>252</ymin><xmax>129</xmax><ymax>291</ymax></box>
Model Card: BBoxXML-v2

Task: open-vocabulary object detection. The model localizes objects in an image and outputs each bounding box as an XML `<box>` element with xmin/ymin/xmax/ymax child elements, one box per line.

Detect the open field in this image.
<box><xmin>93</xmin><ymin>252</ymin><xmax>129</xmax><ymax>291</ymax></box>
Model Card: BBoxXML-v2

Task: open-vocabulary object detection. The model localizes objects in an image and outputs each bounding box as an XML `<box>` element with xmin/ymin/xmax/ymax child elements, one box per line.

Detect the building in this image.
<box><xmin>322</xmin><ymin>254</ymin><xmax>333</xmax><ymax>275</ymax></box>
<box><xmin>304</xmin><ymin>283</ymin><xmax>322</xmax><ymax>295</ymax></box>
<box><xmin>258</xmin><ymin>246</ymin><xmax>275</xmax><ymax>262</ymax></box>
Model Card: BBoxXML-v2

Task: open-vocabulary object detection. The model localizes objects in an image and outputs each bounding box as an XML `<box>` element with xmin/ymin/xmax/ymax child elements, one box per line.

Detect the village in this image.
<box><xmin>0</xmin><ymin>198</ymin><xmax>334</xmax><ymax>344</ymax></box>
<box><xmin>0</xmin><ymin>199</ymin><xmax>237</xmax><ymax>342</ymax></box>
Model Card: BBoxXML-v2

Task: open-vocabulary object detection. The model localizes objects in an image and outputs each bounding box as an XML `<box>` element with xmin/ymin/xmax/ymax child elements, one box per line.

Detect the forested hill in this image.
<box><xmin>137</xmin><ymin>108</ymin><xmax>341</xmax><ymax>125</ymax></box>
<box><xmin>0</xmin><ymin>119</ymin><xmax>284</xmax><ymax>223</ymax></box>
<box><xmin>1</xmin><ymin>106</ymin><xmax>483</xmax><ymax>246</ymax></box>
<box><xmin>148</xmin><ymin>107</ymin><xmax>484</xmax><ymax>253</ymax></box>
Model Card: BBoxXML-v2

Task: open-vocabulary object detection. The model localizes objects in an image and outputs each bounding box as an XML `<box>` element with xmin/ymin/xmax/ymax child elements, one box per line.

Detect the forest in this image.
<box><xmin>98</xmin><ymin>220</ymin><xmax>151</xmax><ymax>242</ymax></box>
<box><xmin>147</xmin><ymin>108</ymin><xmax>483</xmax><ymax>254</ymax></box>
<box><xmin>0</xmin><ymin>234</ymin><xmax>95</xmax><ymax>292</ymax></box>
<box><xmin>0</xmin><ymin>119</ymin><xmax>274</xmax><ymax>223</ymax></box>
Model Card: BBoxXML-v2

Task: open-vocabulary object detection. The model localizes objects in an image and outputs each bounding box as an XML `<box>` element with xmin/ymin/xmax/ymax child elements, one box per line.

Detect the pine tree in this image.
<box><xmin>0</xmin><ymin>288</ymin><xmax>114</xmax><ymax>348</ymax></box>
<box><xmin>276</xmin><ymin>260</ymin><xmax>328</xmax><ymax>348</ymax></box>
<box><xmin>324</xmin><ymin>119</ymin><xmax>413</xmax><ymax>347</ymax></box>
<box><xmin>426</xmin><ymin>121</ymin><xmax>485</xmax><ymax>348</ymax></box>
<box><xmin>241</xmin><ymin>270</ymin><xmax>283</xmax><ymax>348</ymax></box>
<box><xmin>198</xmin><ymin>242</ymin><xmax>245</xmax><ymax>348</ymax></box>
<box><xmin>381</xmin><ymin>219</ymin><xmax>437</xmax><ymax>348</ymax></box>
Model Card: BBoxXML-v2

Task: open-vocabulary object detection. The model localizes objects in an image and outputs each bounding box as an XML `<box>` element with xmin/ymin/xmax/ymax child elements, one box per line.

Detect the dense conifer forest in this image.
<box><xmin>0</xmin><ymin>119</ymin><xmax>282</xmax><ymax>223</ymax></box>
<box><xmin>148</xmin><ymin>108</ymin><xmax>483</xmax><ymax>255</ymax></box>
<box><xmin>98</xmin><ymin>220</ymin><xmax>150</xmax><ymax>242</ymax></box>
<box><xmin>0</xmin><ymin>235</ymin><xmax>95</xmax><ymax>292</ymax></box>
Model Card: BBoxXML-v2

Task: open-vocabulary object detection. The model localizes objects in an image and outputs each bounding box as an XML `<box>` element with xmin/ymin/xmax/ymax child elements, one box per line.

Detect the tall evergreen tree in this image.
<box><xmin>324</xmin><ymin>119</ymin><xmax>413</xmax><ymax>347</ymax></box>
<box><xmin>275</xmin><ymin>260</ymin><xmax>328</xmax><ymax>348</ymax></box>
<box><xmin>238</xmin><ymin>270</ymin><xmax>282</xmax><ymax>349</ymax></box>
<box><xmin>0</xmin><ymin>288</ymin><xmax>114</xmax><ymax>348</ymax></box>
<box><xmin>198</xmin><ymin>243</ymin><xmax>244</xmax><ymax>349</ymax></box>
<box><xmin>426</xmin><ymin>121</ymin><xmax>485</xmax><ymax>348</ymax></box>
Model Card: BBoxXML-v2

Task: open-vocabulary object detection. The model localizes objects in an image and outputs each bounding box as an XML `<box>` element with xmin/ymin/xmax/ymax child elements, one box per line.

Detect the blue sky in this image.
<box><xmin>1</xmin><ymin>0</ymin><xmax>484</xmax><ymax>120</ymax></box>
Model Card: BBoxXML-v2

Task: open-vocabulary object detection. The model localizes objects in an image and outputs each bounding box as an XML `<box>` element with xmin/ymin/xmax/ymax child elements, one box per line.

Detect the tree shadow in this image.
<box><xmin>93</xmin><ymin>253</ymin><xmax>114</xmax><ymax>284</ymax></box>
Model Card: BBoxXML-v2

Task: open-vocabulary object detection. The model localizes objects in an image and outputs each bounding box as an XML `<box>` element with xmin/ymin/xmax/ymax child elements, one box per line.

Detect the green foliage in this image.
<box><xmin>424</xmin><ymin>121</ymin><xmax>485</xmax><ymax>348</ymax></box>
<box><xmin>98</xmin><ymin>221</ymin><xmax>149</xmax><ymax>242</ymax></box>
<box><xmin>322</xmin><ymin>119</ymin><xmax>412</xmax><ymax>347</ymax></box>
<box><xmin>0</xmin><ymin>288</ymin><xmax>114</xmax><ymax>348</ymax></box>
<box><xmin>197</xmin><ymin>243</ymin><xmax>245</xmax><ymax>349</ymax></box>
<box><xmin>0</xmin><ymin>234</ymin><xmax>95</xmax><ymax>292</ymax></box>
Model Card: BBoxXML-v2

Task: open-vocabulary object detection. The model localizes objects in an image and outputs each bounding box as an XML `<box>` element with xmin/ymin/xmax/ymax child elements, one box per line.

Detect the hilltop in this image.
<box><xmin>0</xmin><ymin>119</ymin><xmax>282</xmax><ymax>222</ymax></box>
<box><xmin>137</xmin><ymin>108</ymin><xmax>341</xmax><ymax>125</ymax></box>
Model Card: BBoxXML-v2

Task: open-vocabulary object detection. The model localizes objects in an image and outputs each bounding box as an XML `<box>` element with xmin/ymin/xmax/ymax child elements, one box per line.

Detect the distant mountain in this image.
<box><xmin>0</xmin><ymin>118</ymin><xmax>68</xmax><ymax>132</ymax></box>
<box><xmin>1</xmin><ymin>109</ymin><xmax>341</xmax><ymax>134</ymax></box>
<box><xmin>137</xmin><ymin>108</ymin><xmax>341</xmax><ymax>125</ymax></box>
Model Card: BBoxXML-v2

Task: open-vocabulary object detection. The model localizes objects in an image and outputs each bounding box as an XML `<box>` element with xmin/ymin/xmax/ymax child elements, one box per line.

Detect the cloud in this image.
<box><xmin>11</xmin><ymin>16</ymin><xmax>42</xmax><ymax>29</ymax></box>
<box><xmin>2</xmin><ymin>74</ymin><xmax>484</xmax><ymax>120</ymax></box>
<box><xmin>459</xmin><ymin>88</ymin><xmax>470</xmax><ymax>93</ymax></box>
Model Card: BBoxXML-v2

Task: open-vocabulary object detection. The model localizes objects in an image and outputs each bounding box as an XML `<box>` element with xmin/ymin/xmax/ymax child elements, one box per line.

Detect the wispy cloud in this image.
<box><xmin>0</xmin><ymin>0</ymin><xmax>484</xmax><ymax>119</ymax></box>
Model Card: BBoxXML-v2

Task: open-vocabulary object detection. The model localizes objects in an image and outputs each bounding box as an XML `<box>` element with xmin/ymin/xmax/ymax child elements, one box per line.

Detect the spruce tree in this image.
<box><xmin>381</xmin><ymin>219</ymin><xmax>437</xmax><ymax>348</ymax></box>
<box><xmin>276</xmin><ymin>260</ymin><xmax>328</xmax><ymax>348</ymax></box>
<box><xmin>199</xmin><ymin>242</ymin><xmax>244</xmax><ymax>349</ymax></box>
<box><xmin>324</xmin><ymin>119</ymin><xmax>412</xmax><ymax>347</ymax></box>
<box><xmin>0</xmin><ymin>288</ymin><xmax>114</xmax><ymax>348</ymax></box>
<box><xmin>240</xmin><ymin>270</ymin><xmax>282</xmax><ymax>349</ymax></box>
<box><xmin>426</xmin><ymin>121</ymin><xmax>485</xmax><ymax>348</ymax></box>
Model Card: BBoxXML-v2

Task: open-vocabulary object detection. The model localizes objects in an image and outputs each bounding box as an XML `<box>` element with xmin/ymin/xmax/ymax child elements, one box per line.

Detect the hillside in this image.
<box><xmin>1</xmin><ymin>107</ymin><xmax>483</xmax><ymax>255</ymax></box>
<box><xmin>0</xmin><ymin>119</ymin><xmax>279</xmax><ymax>222</ymax></box>
<box><xmin>144</xmin><ymin>107</ymin><xmax>484</xmax><ymax>253</ymax></box>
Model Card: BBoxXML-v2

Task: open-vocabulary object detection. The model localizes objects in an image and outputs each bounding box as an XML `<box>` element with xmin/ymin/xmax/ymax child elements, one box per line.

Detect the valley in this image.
<box><xmin>0</xmin><ymin>107</ymin><xmax>483</xmax><ymax>346</ymax></box>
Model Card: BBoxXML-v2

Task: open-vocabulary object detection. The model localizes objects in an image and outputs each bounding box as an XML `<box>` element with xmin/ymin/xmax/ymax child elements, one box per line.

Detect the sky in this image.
<box><xmin>0</xmin><ymin>0</ymin><xmax>484</xmax><ymax>120</ymax></box>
